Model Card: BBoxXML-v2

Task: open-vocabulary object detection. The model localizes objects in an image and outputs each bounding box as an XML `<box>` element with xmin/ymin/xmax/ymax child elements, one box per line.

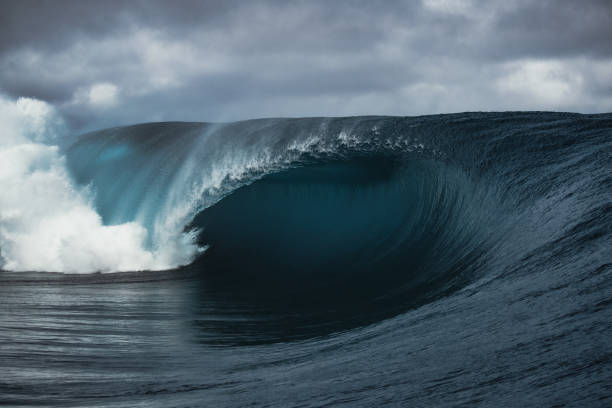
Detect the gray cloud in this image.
<box><xmin>1</xmin><ymin>0</ymin><xmax>611</xmax><ymax>132</ymax></box>
<box><xmin>490</xmin><ymin>0</ymin><xmax>612</xmax><ymax>59</ymax></box>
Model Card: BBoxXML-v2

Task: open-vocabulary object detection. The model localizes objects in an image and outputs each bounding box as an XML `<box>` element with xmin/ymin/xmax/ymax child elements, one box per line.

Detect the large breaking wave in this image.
<box><xmin>1</xmin><ymin>95</ymin><xmax>610</xmax><ymax>300</ymax></box>
<box><xmin>62</xmin><ymin>116</ymin><xmax>499</xmax><ymax>281</ymax></box>
<box><xmin>2</xmin><ymin>97</ymin><xmax>611</xmax><ymax>405</ymax></box>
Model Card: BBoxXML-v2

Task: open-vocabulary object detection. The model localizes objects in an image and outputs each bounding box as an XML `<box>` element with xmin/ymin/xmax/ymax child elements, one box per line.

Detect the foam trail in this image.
<box><xmin>0</xmin><ymin>96</ymin><xmax>198</xmax><ymax>273</ymax></box>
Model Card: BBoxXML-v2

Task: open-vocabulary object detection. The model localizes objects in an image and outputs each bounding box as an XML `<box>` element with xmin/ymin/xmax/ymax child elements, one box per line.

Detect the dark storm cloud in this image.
<box><xmin>490</xmin><ymin>0</ymin><xmax>612</xmax><ymax>59</ymax></box>
<box><xmin>0</xmin><ymin>0</ymin><xmax>238</xmax><ymax>52</ymax></box>
<box><xmin>1</xmin><ymin>0</ymin><xmax>611</xmax><ymax>131</ymax></box>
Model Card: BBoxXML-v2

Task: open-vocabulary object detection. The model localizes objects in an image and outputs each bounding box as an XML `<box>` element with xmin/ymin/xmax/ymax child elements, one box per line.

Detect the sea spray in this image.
<box><xmin>0</xmin><ymin>96</ymin><xmax>199</xmax><ymax>272</ymax></box>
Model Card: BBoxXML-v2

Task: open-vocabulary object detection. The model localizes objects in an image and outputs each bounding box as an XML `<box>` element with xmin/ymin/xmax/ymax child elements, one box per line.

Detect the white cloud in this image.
<box><xmin>422</xmin><ymin>0</ymin><xmax>474</xmax><ymax>16</ymax></box>
<box><xmin>88</xmin><ymin>82</ymin><xmax>119</xmax><ymax>108</ymax></box>
<box><xmin>496</xmin><ymin>60</ymin><xmax>584</xmax><ymax>108</ymax></box>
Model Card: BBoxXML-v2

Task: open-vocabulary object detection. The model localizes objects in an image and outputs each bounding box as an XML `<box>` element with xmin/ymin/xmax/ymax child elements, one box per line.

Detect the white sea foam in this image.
<box><xmin>0</xmin><ymin>96</ymin><xmax>197</xmax><ymax>273</ymax></box>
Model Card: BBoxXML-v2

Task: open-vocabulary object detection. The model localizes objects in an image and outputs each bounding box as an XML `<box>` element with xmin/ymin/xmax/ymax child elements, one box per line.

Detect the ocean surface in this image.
<box><xmin>1</xmin><ymin>112</ymin><xmax>611</xmax><ymax>407</ymax></box>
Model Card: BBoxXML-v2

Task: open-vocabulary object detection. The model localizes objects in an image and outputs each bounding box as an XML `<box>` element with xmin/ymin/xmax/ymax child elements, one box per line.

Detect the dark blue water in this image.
<box><xmin>1</xmin><ymin>112</ymin><xmax>611</xmax><ymax>406</ymax></box>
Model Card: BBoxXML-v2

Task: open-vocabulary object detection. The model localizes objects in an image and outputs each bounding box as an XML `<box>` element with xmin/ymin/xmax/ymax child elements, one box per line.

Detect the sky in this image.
<box><xmin>1</xmin><ymin>0</ymin><xmax>611</xmax><ymax>131</ymax></box>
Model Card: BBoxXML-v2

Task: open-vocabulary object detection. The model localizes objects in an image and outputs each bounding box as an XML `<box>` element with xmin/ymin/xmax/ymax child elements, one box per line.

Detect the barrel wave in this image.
<box><xmin>1</xmin><ymin>112</ymin><xmax>611</xmax><ymax>406</ymax></box>
<box><xmin>65</xmin><ymin>117</ymin><xmax>500</xmax><ymax>277</ymax></box>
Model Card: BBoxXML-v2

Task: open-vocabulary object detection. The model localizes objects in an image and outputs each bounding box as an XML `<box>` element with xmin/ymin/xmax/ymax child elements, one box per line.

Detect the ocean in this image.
<box><xmin>1</xmin><ymin>112</ymin><xmax>611</xmax><ymax>406</ymax></box>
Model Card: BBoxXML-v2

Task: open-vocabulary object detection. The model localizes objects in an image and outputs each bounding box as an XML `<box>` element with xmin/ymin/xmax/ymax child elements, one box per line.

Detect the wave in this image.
<box><xmin>2</xmin><ymin>100</ymin><xmax>610</xmax><ymax>293</ymax></box>
<box><xmin>63</xmin><ymin>117</ymin><xmax>491</xmax><ymax>276</ymax></box>
<box><xmin>2</xmin><ymin>102</ymin><xmax>611</xmax><ymax>405</ymax></box>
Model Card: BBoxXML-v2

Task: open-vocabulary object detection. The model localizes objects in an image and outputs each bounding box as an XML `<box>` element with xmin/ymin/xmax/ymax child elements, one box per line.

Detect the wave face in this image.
<box><xmin>1</xmin><ymin>111</ymin><xmax>611</xmax><ymax>406</ymax></box>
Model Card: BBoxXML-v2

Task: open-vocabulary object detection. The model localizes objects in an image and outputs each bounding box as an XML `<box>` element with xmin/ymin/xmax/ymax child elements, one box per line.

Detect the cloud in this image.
<box><xmin>87</xmin><ymin>83</ymin><xmax>119</xmax><ymax>108</ymax></box>
<box><xmin>0</xmin><ymin>0</ymin><xmax>610</xmax><ymax>132</ymax></box>
<box><xmin>422</xmin><ymin>0</ymin><xmax>475</xmax><ymax>16</ymax></box>
<box><xmin>496</xmin><ymin>60</ymin><xmax>583</xmax><ymax>107</ymax></box>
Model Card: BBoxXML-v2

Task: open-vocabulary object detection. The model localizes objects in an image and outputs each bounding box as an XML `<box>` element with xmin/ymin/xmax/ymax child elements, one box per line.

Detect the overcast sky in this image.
<box><xmin>1</xmin><ymin>0</ymin><xmax>611</xmax><ymax>131</ymax></box>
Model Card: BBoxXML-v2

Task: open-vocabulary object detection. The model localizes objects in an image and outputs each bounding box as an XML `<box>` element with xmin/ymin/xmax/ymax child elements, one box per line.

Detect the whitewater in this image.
<box><xmin>0</xmin><ymin>97</ymin><xmax>198</xmax><ymax>272</ymax></box>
